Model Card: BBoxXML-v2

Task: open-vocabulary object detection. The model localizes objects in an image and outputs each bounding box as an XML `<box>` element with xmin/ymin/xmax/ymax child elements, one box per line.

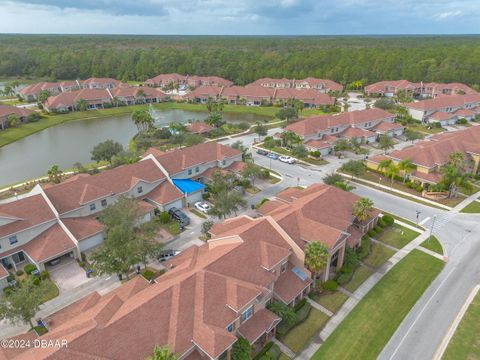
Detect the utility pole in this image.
<box><xmin>429</xmin><ymin>214</ymin><xmax>437</xmax><ymax>242</ymax></box>
<box><xmin>416</xmin><ymin>210</ymin><xmax>421</xmax><ymax>226</ymax></box>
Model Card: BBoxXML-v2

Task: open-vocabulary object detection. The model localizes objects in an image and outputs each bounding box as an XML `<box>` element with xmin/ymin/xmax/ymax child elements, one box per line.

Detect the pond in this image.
<box><xmin>0</xmin><ymin>108</ymin><xmax>270</xmax><ymax>187</ymax></box>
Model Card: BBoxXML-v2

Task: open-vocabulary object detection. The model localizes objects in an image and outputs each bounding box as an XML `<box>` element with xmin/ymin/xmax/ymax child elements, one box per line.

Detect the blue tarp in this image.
<box><xmin>172</xmin><ymin>178</ymin><xmax>205</xmax><ymax>194</ymax></box>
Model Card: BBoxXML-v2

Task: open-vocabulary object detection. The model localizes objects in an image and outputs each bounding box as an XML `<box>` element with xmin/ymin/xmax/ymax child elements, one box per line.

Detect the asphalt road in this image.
<box><xmin>225</xmin><ymin>130</ymin><xmax>480</xmax><ymax>360</ymax></box>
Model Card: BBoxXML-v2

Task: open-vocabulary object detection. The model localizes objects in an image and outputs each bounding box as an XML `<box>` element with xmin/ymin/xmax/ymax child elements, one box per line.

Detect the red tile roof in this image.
<box><xmin>304</xmin><ymin>139</ymin><xmax>332</xmax><ymax>149</ymax></box>
<box><xmin>19</xmin><ymin>82</ymin><xmax>60</xmax><ymax>96</ymax></box>
<box><xmin>405</xmin><ymin>93</ymin><xmax>480</xmax><ymax>111</ymax></box>
<box><xmin>339</xmin><ymin>127</ymin><xmax>376</xmax><ymax>139</ymax></box>
<box><xmin>274</xmin><ymin>88</ymin><xmax>334</xmax><ymax>105</ymax></box>
<box><xmin>237</xmin><ymin>309</ymin><xmax>281</xmax><ymax>343</ymax></box>
<box><xmin>372</xmin><ymin>121</ymin><xmax>404</xmax><ymax>132</ymax></box>
<box><xmin>144</xmin><ymin>180</ymin><xmax>183</xmax><ymax>205</ymax></box>
<box><xmin>274</xmin><ymin>263</ymin><xmax>312</xmax><ymax>304</ymax></box>
<box><xmin>23</xmin><ymin>223</ymin><xmax>76</xmax><ymax>262</ymax></box>
<box><xmin>44</xmin><ymin>88</ymin><xmax>112</xmax><ymax>110</ymax></box>
<box><xmin>61</xmin><ymin>216</ymin><xmax>103</xmax><ymax>241</ymax></box>
<box><xmin>0</xmin><ymin>104</ymin><xmax>35</xmax><ymax>119</ymax></box>
<box><xmin>0</xmin><ymin>263</ymin><xmax>7</xmax><ymax>278</ymax></box>
<box><xmin>186</xmin><ymin>121</ymin><xmax>214</xmax><ymax>134</ymax></box>
<box><xmin>455</xmin><ymin>108</ymin><xmax>475</xmax><ymax>117</ymax></box>
<box><xmin>82</xmin><ymin>77</ymin><xmax>122</xmax><ymax>87</ymax></box>
<box><xmin>429</xmin><ymin>111</ymin><xmax>457</xmax><ymax>121</ymax></box>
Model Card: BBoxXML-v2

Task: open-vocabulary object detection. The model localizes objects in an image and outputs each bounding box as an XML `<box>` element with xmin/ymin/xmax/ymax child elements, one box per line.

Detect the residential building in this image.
<box><xmin>0</xmin><ymin>159</ymin><xmax>183</xmax><ymax>286</ymax></box>
<box><xmin>366</xmin><ymin>126</ymin><xmax>480</xmax><ymax>185</ymax></box>
<box><xmin>144</xmin><ymin>73</ymin><xmax>187</xmax><ymax>88</ymax></box>
<box><xmin>273</xmin><ymin>88</ymin><xmax>335</xmax><ymax>108</ymax></box>
<box><xmin>81</xmin><ymin>77</ymin><xmax>122</xmax><ymax>89</ymax></box>
<box><xmin>404</xmin><ymin>93</ymin><xmax>480</xmax><ymax>124</ymax></box>
<box><xmin>0</xmin><ymin>104</ymin><xmax>35</xmax><ymax>130</ymax></box>
<box><xmin>285</xmin><ymin>108</ymin><xmax>402</xmax><ymax>154</ymax></box>
<box><xmin>365</xmin><ymin>80</ymin><xmax>478</xmax><ymax>98</ymax></box>
<box><xmin>251</xmin><ymin>77</ymin><xmax>343</xmax><ymax>93</ymax></box>
<box><xmin>186</xmin><ymin>75</ymin><xmax>233</xmax><ymax>88</ymax></box>
<box><xmin>43</xmin><ymin>88</ymin><xmax>113</xmax><ymax>112</ymax></box>
<box><xmin>186</xmin><ymin>121</ymin><xmax>214</xmax><ymax>135</ymax></box>
<box><xmin>110</xmin><ymin>86</ymin><xmax>168</xmax><ymax>105</ymax></box>
<box><xmin>144</xmin><ymin>74</ymin><xmax>232</xmax><ymax>89</ymax></box>
<box><xmin>19</xmin><ymin>82</ymin><xmax>63</xmax><ymax>101</ymax></box>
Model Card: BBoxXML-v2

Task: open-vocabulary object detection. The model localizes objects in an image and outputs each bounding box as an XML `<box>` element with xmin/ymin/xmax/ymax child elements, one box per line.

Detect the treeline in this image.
<box><xmin>0</xmin><ymin>35</ymin><xmax>479</xmax><ymax>87</ymax></box>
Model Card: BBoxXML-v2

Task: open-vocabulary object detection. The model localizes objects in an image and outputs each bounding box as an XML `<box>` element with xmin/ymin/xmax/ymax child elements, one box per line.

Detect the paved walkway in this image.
<box><xmin>295</xmin><ymin>230</ymin><xmax>435</xmax><ymax>359</ymax></box>
<box><xmin>370</xmin><ymin>237</ymin><xmax>399</xmax><ymax>252</ymax></box>
<box><xmin>451</xmin><ymin>189</ymin><xmax>480</xmax><ymax>213</ymax></box>
<box><xmin>272</xmin><ymin>338</ymin><xmax>296</xmax><ymax>359</ymax></box>
<box><xmin>307</xmin><ymin>298</ymin><xmax>333</xmax><ymax>317</ymax></box>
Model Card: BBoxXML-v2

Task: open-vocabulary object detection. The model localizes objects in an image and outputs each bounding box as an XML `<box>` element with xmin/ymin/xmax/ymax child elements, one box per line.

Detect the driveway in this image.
<box><xmin>49</xmin><ymin>259</ymin><xmax>95</xmax><ymax>293</ymax></box>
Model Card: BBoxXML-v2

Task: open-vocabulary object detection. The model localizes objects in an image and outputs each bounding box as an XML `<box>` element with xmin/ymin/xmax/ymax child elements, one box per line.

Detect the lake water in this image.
<box><xmin>0</xmin><ymin>109</ymin><xmax>270</xmax><ymax>187</ymax></box>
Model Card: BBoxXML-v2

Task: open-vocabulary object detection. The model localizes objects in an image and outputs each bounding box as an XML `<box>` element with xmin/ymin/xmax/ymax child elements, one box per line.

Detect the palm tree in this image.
<box><xmin>131</xmin><ymin>109</ymin><xmax>154</xmax><ymax>132</ymax></box>
<box><xmin>75</xmin><ymin>98</ymin><xmax>88</xmax><ymax>111</ymax></box>
<box><xmin>280</xmin><ymin>131</ymin><xmax>301</xmax><ymax>148</ymax></box>
<box><xmin>398</xmin><ymin>158</ymin><xmax>416</xmax><ymax>183</ymax></box>
<box><xmin>47</xmin><ymin>165</ymin><xmax>63</xmax><ymax>184</ymax></box>
<box><xmin>384</xmin><ymin>162</ymin><xmax>399</xmax><ymax>189</ymax></box>
<box><xmin>136</xmin><ymin>89</ymin><xmax>146</xmax><ymax>104</ymax></box>
<box><xmin>304</xmin><ymin>241</ymin><xmax>329</xmax><ymax>285</ymax></box>
<box><xmin>146</xmin><ymin>346</ymin><xmax>177</xmax><ymax>360</ymax></box>
<box><xmin>448</xmin><ymin>151</ymin><xmax>465</xmax><ymax>170</ymax></box>
<box><xmin>378</xmin><ymin>134</ymin><xmax>395</xmax><ymax>154</ymax></box>
<box><xmin>352</xmin><ymin>197</ymin><xmax>374</xmax><ymax>223</ymax></box>
<box><xmin>7</xmin><ymin>114</ymin><xmax>19</xmax><ymax>128</ymax></box>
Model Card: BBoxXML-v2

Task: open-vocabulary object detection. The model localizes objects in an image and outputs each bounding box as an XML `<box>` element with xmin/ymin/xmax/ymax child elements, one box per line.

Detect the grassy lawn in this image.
<box><xmin>42</xmin><ymin>279</ymin><xmax>60</xmax><ymax>303</ymax></box>
<box><xmin>381</xmin><ymin>211</ymin><xmax>424</xmax><ymax>230</ymax></box>
<box><xmin>376</xmin><ymin>224</ymin><xmax>419</xmax><ymax>249</ymax></box>
<box><xmin>313</xmin><ymin>250</ymin><xmax>444</xmax><ymax>360</ymax></box>
<box><xmin>268</xmin><ymin>147</ymin><xmax>327</xmax><ymax>166</ymax></box>
<box><xmin>343</xmin><ymin>265</ymin><xmax>374</xmax><ymax>293</ymax></box>
<box><xmin>282</xmin><ymin>308</ymin><xmax>330</xmax><ymax>353</ymax></box>
<box><xmin>278</xmin><ymin>353</ymin><xmax>291</xmax><ymax>360</ymax></box>
<box><xmin>407</xmin><ymin>124</ymin><xmax>444</xmax><ymax>135</ymax></box>
<box><xmin>420</xmin><ymin>236</ymin><xmax>443</xmax><ymax>255</ymax></box>
<box><xmin>443</xmin><ymin>291</ymin><xmax>480</xmax><ymax>360</ymax></box>
<box><xmin>315</xmin><ymin>291</ymin><xmax>349</xmax><ymax>313</ymax></box>
<box><xmin>437</xmin><ymin>195</ymin><xmax>468</xmax><ymax>207</ymax></box>
<box><xmin>363</xmin><ymin>242</ymin><xmax>396</xmax><ymax>268</ymax></box>
<box><xmin>460</xmin><ymin>200</ymin><xmax>480</xmax><ymax>213</ymax></box>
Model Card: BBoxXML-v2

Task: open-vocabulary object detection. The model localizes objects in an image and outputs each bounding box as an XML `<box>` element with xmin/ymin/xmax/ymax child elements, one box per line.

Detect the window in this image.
<box><xmin>195</xmin><ymin>166</ymin><xmax>200</xmax><ymax>173</ymax></box>
<box><xmin>188</xmin><ymin>169</ymin><xmax>192</xmax><ymax>175</ymax></box>
<box><xmin>281</xmin><ymin>262</ymin><xmax>287</xmax><ymax>273</ymax></box>
<box><xmin>222</xmin><ymin>160</ymin><xmax>226</xmax><ymax>166</ymax></box>
<box><xmin>241</xmin><ymin>305</ymin><xmax>254</xmax><ymax>322</ymax></box>
<box><xmin>89</xmin><ymin>203</ymin><xmax>96</xmax><ymax>211</ymax></box>
<box><xmin>101</xmin><ymin>199</ymin><xmax>107</xmax><ymax>207</ymax></box>
<box><xmin>226</xmin><ymin>323</ymin><xmax>234</xmax><ymax>332</ymax></box>
<box><xmin>9</xmin><ymin>235</ymin><xmax>18</xmax><ymax>245</ymax></box>
<box><xmin>137</xmin><ymin>186</ymin><xmax>143</xmax><ymax>194</ymax></box>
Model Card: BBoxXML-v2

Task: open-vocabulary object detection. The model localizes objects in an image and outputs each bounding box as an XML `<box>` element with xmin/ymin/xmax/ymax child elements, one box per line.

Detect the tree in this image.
<box><xmin>253</xmin><ymin>121</ymin><xmax>267</xmax><ymax>141</ymax></box>
<box><xmin>280</xmin><ymin>131</ymin><xmax>301</xmax><ymax>148</ymax></box>
<box><xmin>168</xmin><ymin>122</ymin><xmax>186</xmax><ymax>134</ymax></box>
<box><xmin>398</xmin><ymin>158</ymin><xmax>416</xmax><ymax>183</ymax></box>
<box><xmin>378</xmin><ymin>159</ymin><xmax>398</xmax><ymax>188</ymax></box>
<box><xmin>352</xmin><ymin>197</ymin><xmax>374</xmax><ymax>223</ymax></box>
<box><xmin>132</xmin><ymin>109</ymin><xmax>154</xmax><ymax>132</ymax></box>
<box><xmin>333</xmin><ymin>138</ymin><xmax>350</xmax><ymax>155</ymax></box>
<box><xmin>291</xmin><ymin>144</ymin><xmax>308</xmax><ymax>158</ymax></box>
<box><xmin>201</xmin><ymin>220</ymin><xmax>214</xmax><ymax>239</ymax></box>
<box><xmin>136</xmin><ymin>223</ymin><xmax>163</xmax><ymax>268</ymax></box>
<box><xmin>448</xmin><ymin>151</ymin><xmax>465</xmax><ymax>170</ymax></box>
<box><xmin>378</xmin><ymin>134</ymin><xmax>395</xmax><ymax>154</ymax></box>
<box><xmin>276</xmin><ymin>107</ymin><xmax>298</xmax><ymax>123</ymax></box>
<box><xmin>323</xmin><ymin>172</ymin><xmax>343</xmax><ymax>186</ymax></box>
<box><xmin>47</xmin><ymin>164</ymin><xmax>63</xmax><ymax>184</ymax></box>
<box><xmin>440</xmin><ymin>152</ymin><xmax>470</xmax><ymax>198</ymax></box>
<box><xmin>267</xmin><ymin>301</ymin><xmax>296</xmax><ymax>326</ymax></box>
<box><xmin>304</xmin><ymin>241</ymin><xmax>329</xmax><ymax>285</ymax></box>
<box><xmin>241</xmin><ymin>162</ymin><xmax>263</xmax><ymax>186</ymax></box>
<box><xmin>340</xmin><ymin>160</ymin><xmax>366</xmax><ymax>179</ymax></box>
<box><xmin>27</xmin><ymin>112</ymin><xmax>40</xmax><ymax>122</ymax></box>
<box><xmin>7</xmin><ymin>114</ymin><xmax>19</xmax><ymax>128</ymax></box>
<box><xmin>73</xmin><ymin>162</ymin><xmax>88</xmax><ymax>173</ymax></box>
<box><xmin>204</xmin><ymin>111</ymin><xmax>225</xmax><ymax>128</ymax></box>
<box><xmin>146</xmin><ymin>346</ymin><xmax>177</xmax><ymax>360</ymax></box>
<box><xmin>210</xmin><ymin>189</ymin><xmax>247</xmax><ymax>219</ymax></box>
<box><xmin>75</xmin><ymin>98</ymin><xmax>88</xmax><ymax>111</ymax></box>
<box><xmin>293</xmin><ymin>99</ymin><xmax>305</xmax><ymax>115</ymax></box>
<box><xmin>0</xmin><ymin>277</ymin><xmax>48</xmax><ymax>328</ymax></box>
<box><xmin>38</xmin><ymin>89</ymin><xmax>51</xmax><ymax>103</ymax></box>
<box><xmin>135</xmin><ymin>89</ymin><xmax>146</xmax><ymax>103</ymax></box>
<box><xmin>91</xmin><ymin>139</ymin><xmax>124</xmax><ymax>164</ymax></box>
<box><xmin>374</xmin><ymin>98</ymin><xmax>396</xmax><ymax>110</ymax></box>
<box><xmin>206</xmin><ymin>97</ymin><xmax>225</xmax><ymax>113</ymax></box>
<box><xmin>92</xmin><ymin>197</ymin><xmax>158</xmax><ymax>279</ymax></box>
<box><xmin>231</xmin><ymin>141</ymin><xmax>252</xmax><ymax>162</ymax></box>
<box><xmin>405</xmin><ymin>129</ymin><xmax>423</xmax><ymax>143</ymax></box>
<box><xmin>231</xmin><ymin>338</ymin><xmax>251</xmax><ymax>360</ymax></box>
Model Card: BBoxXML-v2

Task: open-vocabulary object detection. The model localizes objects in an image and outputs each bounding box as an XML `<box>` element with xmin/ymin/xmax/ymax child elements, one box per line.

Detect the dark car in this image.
<box><xmin>267</xmin><ymin>152</ymin><xmax>279</xmax><ymax>160</ymax></box>
<box><xmin>168</xmin><ymin>207</ymin><xmax>191</xmax><ymax>227</ymax></box>
<box><xmin>158</xmin><ymin>249</ymin><xmax>181</xmax><ymax>262</ymax></box>
<box><xmin>256</xmin><ymin>149</ymin><xmax>269</xmax><ymax>156</ymax></box>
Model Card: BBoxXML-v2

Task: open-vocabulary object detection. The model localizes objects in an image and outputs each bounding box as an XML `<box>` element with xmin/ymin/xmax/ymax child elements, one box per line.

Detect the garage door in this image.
<box><xmin>164</xmin><ymin>198</ymin><xmax>184</xmax><ymax>211</ymax></box>
<box><xmin>79</xmin><ymin>233</ymin><xmax>104</xmax><ymax>252</ymax></box>
<box><xmin>185</xmin><ymin>190</ymin><xmax>204</xmax><ymax>207</ymax></box>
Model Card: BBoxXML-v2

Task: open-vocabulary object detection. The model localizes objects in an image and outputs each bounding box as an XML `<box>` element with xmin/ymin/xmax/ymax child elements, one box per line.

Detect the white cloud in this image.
<box><xmin>434</xmin><ymin>10</ymin><xmax>463</xmax><ymax>21</ymax></box>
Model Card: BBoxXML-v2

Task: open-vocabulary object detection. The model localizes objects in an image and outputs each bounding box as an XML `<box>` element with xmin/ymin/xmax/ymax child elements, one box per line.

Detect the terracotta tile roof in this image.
<box><xmin>367</xmin><ymin>154</ymin><xmax>391</xmax><ymax>164</ymax></box>
<box><xmin>0</xmin><ymin>104</ymin><xmax>35</xmax><ymax>119</ymax></box>
<box><xmin>209</xmin><ymin>216</ymin><xmax>255</xmax><ymax>237</ymax></box>
<box><xmin>44</xmin><ymin>88</ymin><xmax>112</xmax><ymax>110</ymax></box>
<box><xmin>82</xmin><ymin>77</ymin><xmax>122</xmax><ymax>87</ymax></box>
<box><xmin>61</xmin><ymin>216</ymin><xmax>103</xmax><ymax>241</ymax></box>
<box><xmin>454</xmin><ymin>108</ymin><xmax>475</xmax><ymax>117</ymax></box>
<box><xmin>19</xmin><ymin>82</ymin><xmax>60</xmax><ymax>96</ymax></box>
<box><xmin>44</xmin><ymin>159</ymin><xmax>166</xmax><ymax>214</ymax></box>
<box><xmin>429</xmin><ymin>111</ymin><xmax>457</xmax><ymax>121</ymax></box>
<box><xmin>225</xmin><ymin>161</ymin><xmax>247</xmax><ymax>172</ymax></box>
<box><xmin>110</xmin><ymin>86</ymin><xmax>167</xmax><ymax>100</ymax></box>
<box><xmin>145</xmin><ymin>73</ymin><xmax>186</xmax><ymax>85</ymax></box>
<box><xmin>347</xmin><ymin>226</ymin><xmax>363</xmax><ymax>248</ymax></box>
<box><xmin>365</xmin><ymin>80</ymin><xmax>419</xmax><ymax>94</ymax></box>
<box><xmin>372</xmin><ymin>121</ymin><xmax>404</xmax><ymax>132</ymax></box>
<box><xmin>145</xmin><ymin>180</ymin><xmax>183</xmax><ymax>205</ymax></box>
<box><xmin>274</xmin><ymin>263</ymin><xmax>312</xmax><ymax>304</ymax></box>
<box><xmin>186</xmin><ymin>121</ymin><xmax>214</xmax><ymax>134</ymax></box>
<box><xmin>237</xmin><ymin>309</ymin><xmax>281</xmax><ymax>343</ymax></box>
<box><xmin>252</xmin><ymin>77</ymin><xmax>343</xmax><ymax>92</ymax></box>
<box><xmin>145</xmin><ymin>143</ymin><xmax>241</xmax><ymax>176</ymax></box>
<box><xmin>389</xmin><ymin>126</ymin><xmax>480</xmax><ymax>168</ymax></box>
<box><xmin>304</xmin><ymin>139</ymin><xmax>332</xmax><ymax>149</ymax></box>
<box><xmin>0</xmin><ymin>194</ymin><xmax>56</xmax><ymax>239</ymax></box>
<box><xmin>0</xmin><ymin>263</ymin><xmax>7</xmax><ymax>278</ymax></box>
<box><xmin>339</xmin><ymin>127</ymin><xmax>376</xmax><ymax>139</ymax></box>
<box><xmin>405</xmin><ymin>93</ymin><xmax>480</xmax><ymax>111</ymax></box>
<box><xmin>274</xmin><ymin>88</ymin><xmax>334</xmax><ymax>105</ymax></box>
<box><xmin>410</xmin><ymin>171</ymin><xmax>443</xmax><ymax>184</ymax></box>
<box><xmin>185</xmin><ymin>85</ymin><xmax>222</xmax><ymax>99</ymax></box>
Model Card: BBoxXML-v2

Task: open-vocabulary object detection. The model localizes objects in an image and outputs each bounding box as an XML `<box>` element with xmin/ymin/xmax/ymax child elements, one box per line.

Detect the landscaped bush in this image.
<box><xmin>276</xmin><ymin>302</ymin><xmax>312</xmax><ymax>337</ymax></box>
<box><xmin>343</xmin><ymin>246</ymin><xmax>359</xmax><ymax>269</ymax></box>
<box><xmin>357</xmin><ymin>236</ymin><xmax>371</xmax><ymax>259</ymax></box>
<box><xmin>261</xmin><ymin>169</ymin><xmax>270</xmax><ymax>178</ymax></box>
<box><xmin>322</xmin><ymin>280</ymin><xmax>338</xmax><ymax>292</ymax></box>
<box><xmin>142</xmin><ymin>269</ymin><xmax>155</xmax><ymax>281</ymax></box>
<box><xmin>79</xmin><ymin>261</ymin><xmax>85</xmax><ymax>268</ymax></box>
<box><xmin>253</xmin><ymin>342</ymin><xmax>274</xmax><ymax>360</ymax></box>
<box><xmin>336</xmin><ymin>272</ymin><xmax>352</xmax><ymax>285</ymax></box>
<box><xmin>6</xmin><ymin>274</ymin><xmax>15</xmax><ymax>283</ymax></box>
<box><xmin>15</xmin><ymin>270</ymin><xmax>24</xmax><ymax>276</ymax></box>
<box><xmin>382</xmin><ymin>215</ymin><xmax>395</xmax><ymax>226</ymax></box>
<box><xmin>24</xmin><ymin>264</ymin><xmax>37</xmax><ymax>275</ymax></box>
<box><xmin>310</xmin><ymin>150</ymin><xmax>321</xmax><ymax>158</ymax></box>
<box><xmin>293</xmin><ymin>298</ymin><xmax>307</xmax><ymax>312</ymax></box>
<box><xmin>376</xmin><ymin>218</ymin><xmax>386</xmax><ymax>228</ymax></box>
<box><xmin>40</xmin><ymin>270</ymin><xmax>49</xmax><ymax>280</ymax></box>
<box><xmin>32</xmin><ymin>277</ymin><xmax>41</xmax><ymax>286</ymax></box>
<box><xmin>3</xmin><ymin>287</ymin><xmax>13</xmax><ymax>296</ymax></box>
<box><xmin>373</xmin><ymin>226</ymin><xmax>381</xmax><ymax>233</ymax></box>
<box><xmin>81</xmin><ymin>252</ymin><xmax>87</xmax><ymax>262</ymax></box>
<box><xmin>202</xmin><ymin>192</ymin><xmax>210</xmax><ymax>200</ymax></box>
<box><xmin>168</xmin><ymin>222</ymin><xmax>181</xmax><ymax>235</ymax></box>
<box><xmin>367</xmin><ymin>229</ymin><xmax>377</xmax><ymax>237</ymax></box>
<box><xmin>159</xmin><ymin>211</ymin><xmax>170</xmax><ymax>224</ymax></box>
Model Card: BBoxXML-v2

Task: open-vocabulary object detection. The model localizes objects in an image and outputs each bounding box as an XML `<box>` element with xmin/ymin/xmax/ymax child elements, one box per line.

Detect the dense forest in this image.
<box><xmin>1</xmin><ymin>35</ymin><xmax>479</xmax><ymax>87</ymax></box>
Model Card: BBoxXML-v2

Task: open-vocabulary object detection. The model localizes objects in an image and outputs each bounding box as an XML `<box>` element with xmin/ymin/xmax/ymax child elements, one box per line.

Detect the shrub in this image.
<box><xmin>16</xmin><ymin>270</ymin><xmax>24</xmax><ymax>276</ymax></box>
<box><xmin>79</xmin><ymin>261</ymin><xmax>85</xmax><ymax>268</ymax></box>
<box><xmin>261</xmin><ymin>169</ymin><xmax>270</xmax><ymax>178</ymax></box>
<box><xmin>253</xmin><ymin>342</ymin><xmax>274</xmax><ymax>360</ymax></box>
<box><xmin>32</xmin><ymin>277</ymin><xmax>41</xmax><ymax>286</ymax></box>
<box><xmin>376</xmin><ymin>218</ymin><xmax>386</xmax><ymax>228</ymax></box>
<box><xmin>3</xmin><ymin>287</ymin><xmax>12</xmax><ymax>296</ymax></box>
<box><xmin>6</xmin><ymin>274</ymin><xmax>15</xmax><ymax>283</ymax></box>
<box><xmin>294</xmin><ymin>298</ymin><xmax>308</xmax><ymax>312</ymax></box>
<box><xmin>310</xmin><ymin>150</ymin><xmax>321</xmax><ymax>158</ymax></box>
<box><xmin>367</xmin><ymin>229</ymin><xmax>377</xmax><ymax>237</ymax></box>
<box><xmin>40</xmin><ymin>270</ymin><xmax>49</xmax><ymax>280</ymax></box>
<box><xmin>336</xmin><ymin>272</ymin><xmax>352</xmax><ymax>285</ymax></box>
<box><xmin>382</xmin><ymin>215</ymin><xmax>395</xmax><ymax>226</ymax></box>
<box><xmin>168</xmin><ymin>222</ymin><xmax>181</xmax><ymax>235</ymax></box>
<box><xmin>415</xmin><ymin>184</ymin><xmax>423</xmax><ymax>192</ymax></box>
<box><xmin>202</xmin><ymin>192</ymin><xmax>210</xmax><ymax>200</ymax></box>
<box><xmin>142</xmin><ymin>269</ymin><xmax>155</xmax><ymax>281</ymax></box>
<box><xmin>343</xmin><ymin>246</ymin><xmax>359</xmax><ymax>269</ymax></box>
<box><xmin>374</xmin><ymin>226</ymin><xmax>381</xmax><ymax>233</ymax></box>
<box><xmin>24</xmin><ymin>264</ymin><xmax>37</xmax><ymax>275</ymax></box>
<box><xmin>322</xmin><ymin>280</ymin><xmax>338</xmax><ymax>292</ymax></box>
<box><xmin>81</xmin><ymin>252</ymin><xmax>87</xmax><ymax>262</ymax></box>
<box><xmin>357</xmin><ymin>236</ymin><xmax>371</xmax><ymax>259</ymax></box>
<box><xmin>159</xmin><ymin>211</ymin><xmax>170</xmax><ymax>224</ymax></box>
<box><xmin>267</xmin><ymin>300</ymin><xmax>297</xmax><ymax>326</ymax></box>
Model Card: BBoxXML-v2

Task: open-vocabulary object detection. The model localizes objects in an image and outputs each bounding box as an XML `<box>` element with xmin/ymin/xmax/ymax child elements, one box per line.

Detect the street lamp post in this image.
<box><xmin>429</xmin><ymin>214</ymin><xmax>437</xmax><ymax>243</ymax></box>
<box><xmin>416</xmin><ymin>210</ymin><xmax>421</xmax><ymax>226</ymax></box>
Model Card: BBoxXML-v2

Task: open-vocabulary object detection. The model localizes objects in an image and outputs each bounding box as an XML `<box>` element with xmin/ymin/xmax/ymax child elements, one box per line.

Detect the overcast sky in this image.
<box><xmin>0</xmin><ymin>0</ymin><xmax>479</xmax><ymax>35</ymax></box>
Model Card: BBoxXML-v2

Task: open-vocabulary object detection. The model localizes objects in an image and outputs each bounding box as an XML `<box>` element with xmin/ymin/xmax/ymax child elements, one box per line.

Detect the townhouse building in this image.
<box><xmin>19</xmin><ymin>82</ymin><xmax>64</xmax><ymax>101</ymax></box>
<box><xmin>404</xmin><ymin>93</ymin><xmax>480</xmax><ymax>125</ymax></box>
<box><xmin>0</xmin><ymin>104</ymin><xmax>35</xmax><ymax>130</ymax></box>
<box><xmin>144</xmin><ymin>74</ymin><xmax>232</xmax><ymax>90</ymax></box>
<box><xmin>81</xmin><ymin>77</ymin><xmax>122</xmax><ymax>90</ymax></box>
<box><xmin>285</xmin><ymin>108</ymin><xmax>403</xmax><ymax>155</ymax></box>
<box><xmin>366</xmin><ymin>126</ymin><xmax>480</xmax><ymax>185</ymax></box>
<box><xmin>0</xmin><ymin>184</ymin><xmax>378</xmax><ymax>360</ymax></box>
<box><xmin>251</xmin><ymin>77</ymin><xmax>343</xmax><ymax>93</ymax></box>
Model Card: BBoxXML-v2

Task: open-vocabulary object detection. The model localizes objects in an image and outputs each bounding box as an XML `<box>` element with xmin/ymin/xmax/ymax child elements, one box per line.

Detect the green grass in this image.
<box><xmin>381</xmin><ymin>211</ymin><xmax>424</xmax><ymax>230</ymax></box>
<box><xmin>282</xmin><ymin>308</ymin><xmax>330</xmax><ymax>353</ymax></box>
<box><xmin>315</xmin><ymin>291</ymin><xmax>349</xmax><ymax>313</ymax></box>
<box><xmin>343</xmin><ymin>265</ymin><xmax>374</xmax><ymax>293</ymax></box>
<box><xmin>41</xmin><ymin>279</ymin><xmax>60</xmax><ymax>303</ymax></box>
<box><xmin>189</xmin><ymin>208</ymin><xmax>207</xmax><ymax>219</ymax></box>
<box><xmin>407</xmin><ymin>124</ymin><xmax>444</xmax><ymax>135</ymax></box>
<box><xmin>460</xmin><ymin>200</ymin><xmax>480</xmax><ymax>213</ymax></box>
<box><xmin>363</xmin><ymin>242</ymin><xmax>396</xmax><ymax>268</ymax></box>
<box><xmin>420</xmin><ymin>236</ymin><xmax>443</xmax><ymax>255</ymax></box>
<box><xmin>443</xmin><ymin>290</ymin><xmax>480</xmax><ymax>360</ymax></box>
<box><xmin>313</xmin><ymin>250</ymin><xmax>444</xmax><ymax>360</ymax></box>
<box><xmin>278</xmin><ymin>353</ymin><xmax>291</xmax><ymax>360</ymax></box>
<box><xmin>376</xmin><ymin>224</ymin><xmax>420</xmax><ymax>249</ymax></box>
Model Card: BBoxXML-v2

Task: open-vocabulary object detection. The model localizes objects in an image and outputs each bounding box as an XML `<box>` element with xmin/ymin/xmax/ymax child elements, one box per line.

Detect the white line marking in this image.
<box><xmin>105</xmin><ymin>276</ymin><xmax>112</xmax><ymax>281</ymax></box>
<box><xmin>388</xmin><ymin>266</ymin><xmax>456</xmax><ymax>360</ymax></box>
<box><xmin>419</xmin><ymin>217</ymin><xmax>431</xmax><ymax>225</ymax></box>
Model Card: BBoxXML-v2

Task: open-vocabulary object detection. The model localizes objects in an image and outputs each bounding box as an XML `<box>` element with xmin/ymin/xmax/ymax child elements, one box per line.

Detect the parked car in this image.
<box><xmin>256</xmin><ymin>149</ymin><xmax>269</xmax><ymax>156</ymax></box>
<box><xmin>48</xmin><ymin>258</ymin><xmax>62</xmax><ymax>266</ymax></box>
<box><xmin>194</xmin><ymin>201</ymin><xmax>211</xmax><ymax>214</ymax></box>
<box><xmin>168</xmin><ymin>207</ymin><xmax>191</xmax><ymax>227</ymax></box>
<box><xmin>158</xmin><ymin>249</ymin><xmax>181</xmax><ymax>262</ymax></box>
<box><xmin>279</xmin><ymin>155</ymin><xmax>296</xmax><ymax>164</ymax></box>
<box><xmin>267</xmin><ymin>153</ymin><xmax>279</xmax><ymax>160</ymax></box>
